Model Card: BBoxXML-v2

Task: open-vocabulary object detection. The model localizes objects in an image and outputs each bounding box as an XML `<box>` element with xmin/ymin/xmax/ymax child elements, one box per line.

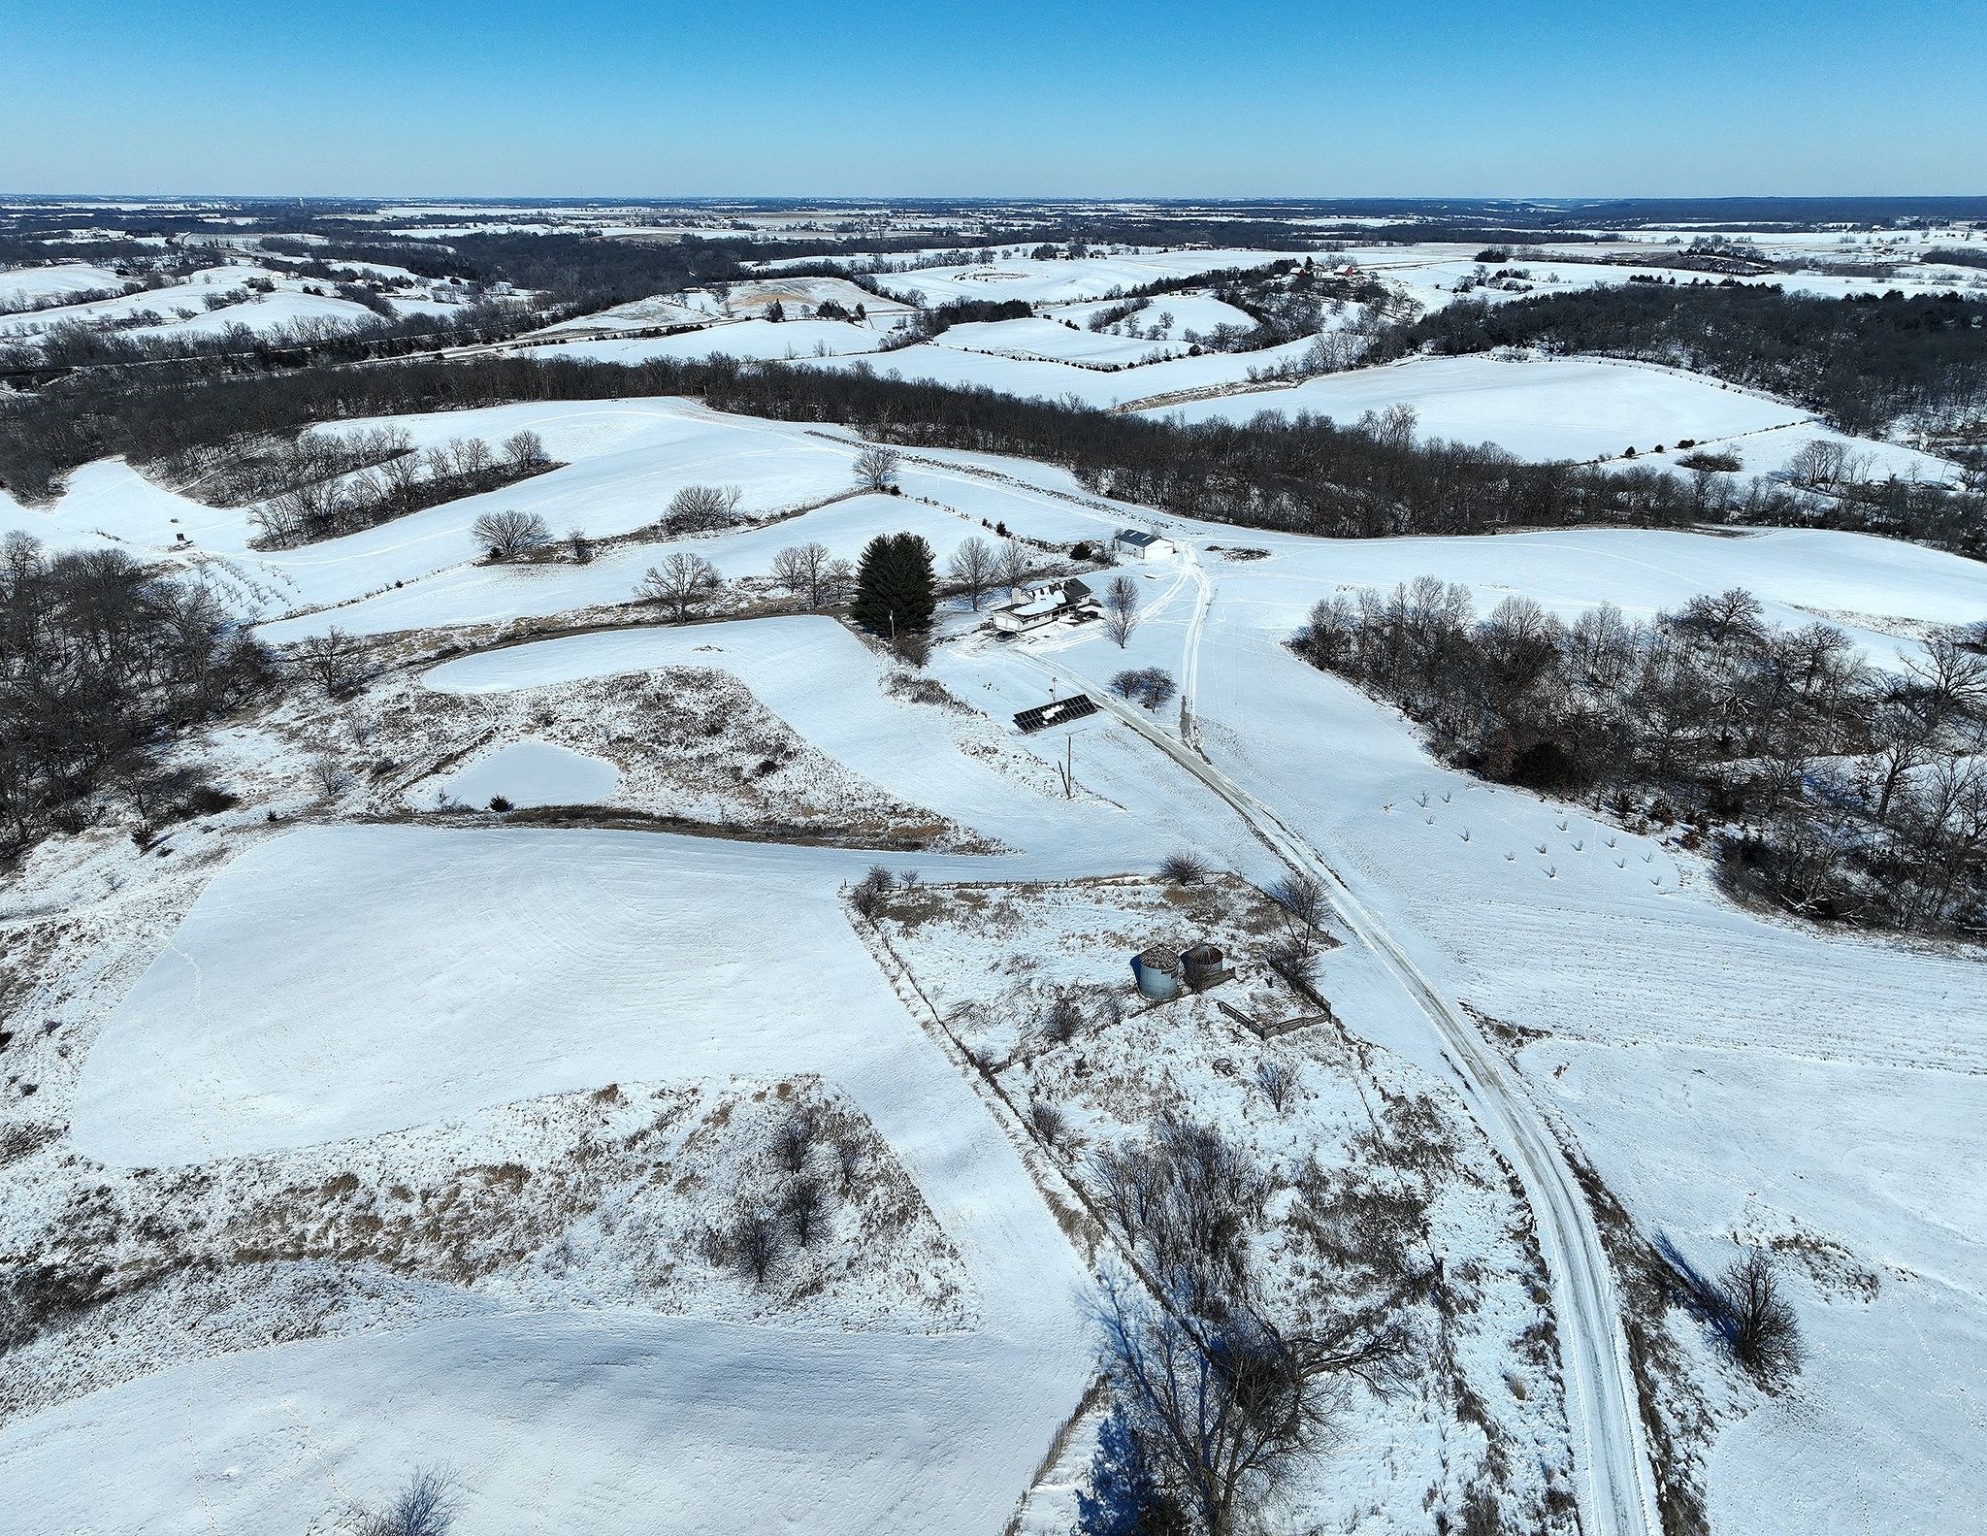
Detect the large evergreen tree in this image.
<box><xmin>850</xmin><ymin>532</ymin><xmax>936</xmax><ymax>637</ymax></box>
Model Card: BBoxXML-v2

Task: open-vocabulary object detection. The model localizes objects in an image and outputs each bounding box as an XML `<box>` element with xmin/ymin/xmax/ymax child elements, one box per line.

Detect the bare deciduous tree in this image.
<box><xmin>1787</xmin><ymin>437</ymin><xmax>1850</xmax><ymax>489</ymax></box>
<box><xmin>997</xmin><ymin>537</ymin><xmax>1032</xmax><ymax>594</ymax></box>
<box><xmin>292</xmin><ymin>626</ymin><xmax>358</xmax><ymax>697</ymax></box>
<box><xmin>309</xmin><ymin>753</ymin><xmax>351</xmax><ymax>799</ymax></box>
<box><xmin>733</xmin><ymin>1206</ymin><xmax>784</xmax><ymax>1285</ymax></box>
<box><xmin>636</xmin><ymin>553</ymin><xmax>724</xmax><ymax>622</ymax></box>
<box><xmin>1094</xmin><ymin>1276</ymin><xmax>1372</xmax><ymax>1536</ymax></box>
<box><xmin>1721</xmin><ymin>1250</ymin><xmax>1805</xmax><ymax>1383</ymax></box>
<box><xmin>853</xmin><ymin>443</ymin><xmax>901</xmax><ymax>492</ymax></box>
<box><xmin>772</xmin><ymin>542</ymin><xmax>845</xmax><ymax>609</ymax></box>
<box><xmin>781</xmin><ymin>1174</ymin><xmax>829</xmax><ymax>1246</ymax></box>
<box><xmin>470</xmin><ymin>509</ymin><xmax>551</xmax><ymax>560</ymax></box>
<box><xmin>1266</xmin><ymin>872</ymin><xmax>1326</xmax><ymax>945</ymax></box>
<box><xmin>774</xmin><ymin>1107</ymin><xmax>821</xmax><ymax>1174</ymax></box>
<box><xmin>1112</xmin><ymin>668</ymin><xmax>1176</xmax><ymax>710</ymax></box>
<box><xmin>832</xmin><ymin>1136</ymin><xmax>864</xmax><ymax>1196</ymax></box>
<box><xmin>664</xmin><ymin>483</ymin><xmax>742</xmax><ymax>533</ymax></box>
<box><xmin>947</xmin><ymin>536</ymin><xmax>1000</xmax><ymax>610</ymax></box>
<box><xmin>1255</xmin><ymin>1056</ymin><xmax>1295</xmax><ymax>1113</ymax></box>
<box><xmin>501</xmin><ymin>429</ymin><xmax>546</xmax><ymax>472</ymax></box>
<box><xmin>1104</xmin><ymin>575</ymin><xmax>1141</xmax><ymax>648</ymax></box>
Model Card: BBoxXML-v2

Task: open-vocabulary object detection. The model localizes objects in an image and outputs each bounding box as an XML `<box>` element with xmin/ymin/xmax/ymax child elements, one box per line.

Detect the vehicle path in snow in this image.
<box><xmin>1032</xmin><ymin>557</ymin><xmax>1662</xmax><ymax>1536</ymax></box>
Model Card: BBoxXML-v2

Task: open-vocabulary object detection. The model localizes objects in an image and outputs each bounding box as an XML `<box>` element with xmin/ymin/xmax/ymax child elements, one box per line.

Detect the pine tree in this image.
<box><xmin>851</xmin><ymin>533</ymin><xmax>936</xmax><ymax>637</ymax></box>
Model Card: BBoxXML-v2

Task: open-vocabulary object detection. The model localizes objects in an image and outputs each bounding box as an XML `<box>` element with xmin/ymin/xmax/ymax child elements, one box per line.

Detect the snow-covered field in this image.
<box><xmin>1015</xmin><ymin>529</ymin><xmax>1987</xmax><ymax>1535</ymax></box>
<box><xmin>0</xmin><ymin>257</ymin><xmax>469</xmax><ymax>344</ymax></box>
<box><xmin>3</xmin><ymin>222</ymin><xmax>1984</xmax><ymax>1536</ymax></box>
<box><xmin>1147</xmin><ymin>353</ymin><xmax>1956</xmax><ymax>480</ymax></box>
<box><xmin>0</xmin><ymin>260</ymin><xmax>130</xmax><ymax>308</ymax></box>
<box><xmin>21</xmin><ymin>826</ymin><xmax>1092</xmax><ymax>1536</ymax></box>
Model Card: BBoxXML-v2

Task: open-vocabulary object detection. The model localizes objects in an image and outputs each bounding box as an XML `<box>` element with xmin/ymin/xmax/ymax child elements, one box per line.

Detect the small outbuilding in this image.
<box><xmin>1113</xmin><ymin>528</ymin><xmax>1173</xmax><ymax>561</ymax></box>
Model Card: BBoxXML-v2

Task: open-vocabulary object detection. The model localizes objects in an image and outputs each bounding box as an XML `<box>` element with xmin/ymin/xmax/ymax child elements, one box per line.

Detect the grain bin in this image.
<box><xmin>1131</xmin><ymin>947</ymin><xmax>1182</xmax><ymax>1001</ymax></box>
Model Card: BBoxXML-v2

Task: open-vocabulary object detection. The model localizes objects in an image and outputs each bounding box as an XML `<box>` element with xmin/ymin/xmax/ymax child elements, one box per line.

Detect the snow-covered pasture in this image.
<box><xmin>528</xmin><ymin>316</ymin><xmax>892</xmax><ymax>365</ymax></box>
<box><xmin>420</xmin><ymin>616</ymin><xmax>1261</xmax><ymax>864</ymax></box>
<box><xmin>6</xmin><ymin>362</ymin><xmax>1987</xmax><ymax>1534</ymax></box>
<box><xmin>358</xmin><ymin>661</ymin><xmax>960</xmax><ymax>842</ymax></box>
<box><xmin>0</xmin><ymin>261</ymin><xmax>130</xmax><ymax>308</ymax></box>
<box><xmin>797</xmin><ymin>334</ymin><xmax>1320</xmax><ymax>408</ymax></box>
<box><xmin>0</xmin><ymin>263</ymin><xmax>389</xmax><ymax>340</ymax></box>
<box><xmin>868</xmin><ymin>248</ymin><xmax>1313</xmax><ymax>308</ymax></box>
<box><xmin>38</xmin><ymin>824</ymin><xmax>1093</xmax><ymax>1536</ymax></box>
<box><xmin>7</xmin><ymin>1073</ymin><xmax>975</xmax><ymax>1426</ymax></box>
<box><xmin>1148</xmin><ymin>353</ymin><xmax>1947</xmax><ymax>481</ymax></box>
<box><xmin>0</xmin><ymin>399</ymin><xmax>877</xmax><ymax>623</ymax></box>
<box><xmin>423</xmin><ymin>737</ymin><xmax>621</xmax><ymax>809</ymax></box>
<box><xmin>1248</xmin><ymin>523</ymin><xmax>1987</xmax><ymax>664</ymax></box>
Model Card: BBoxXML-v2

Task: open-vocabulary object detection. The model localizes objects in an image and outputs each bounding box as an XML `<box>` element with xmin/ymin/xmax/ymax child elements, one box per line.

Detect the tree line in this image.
<box><xmin>5</xmin><ymin>347</ymin><xmax>1981</xmax><ymax>556</ymax></box>
<box><xmin>0</xmin><ymin>535</ymin><xmax>273</xmax><ymax>854</ymax></box>
<box><xmin>248</xmin><ymin>428</ymin><xmax>553</xmax><ymax>547</ymax></box>
<box><xmin>1295</xmin><ymin>579</ymin><xmax>1987</xmax><ymax>935</ymax></box>
<box><xmin>1366</xmin><ymin>281</ymin><xmax>1987</xmax><ymax>436</ymax></box>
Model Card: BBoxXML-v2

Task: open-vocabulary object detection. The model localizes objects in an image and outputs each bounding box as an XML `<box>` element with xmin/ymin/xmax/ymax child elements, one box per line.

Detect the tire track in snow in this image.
<box><xmin>1031</xmin><ymin>580</ymin><xmax>1662</xmax><ymax>1536</ymax></box>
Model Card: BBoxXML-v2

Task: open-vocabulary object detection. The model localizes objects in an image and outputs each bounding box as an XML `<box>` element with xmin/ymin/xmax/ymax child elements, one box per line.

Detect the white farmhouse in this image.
<box><xmin>990</xmin><ymin>577</ymin><xmax>1097</xmax><ymax>635</ymax></box>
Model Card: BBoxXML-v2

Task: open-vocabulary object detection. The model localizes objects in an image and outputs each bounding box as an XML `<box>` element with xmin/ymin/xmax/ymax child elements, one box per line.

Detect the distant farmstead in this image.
<box><xmin>1113</xmin><ymin>528</ymin><xmax>1173</xmax><ymax>560</ymax></box>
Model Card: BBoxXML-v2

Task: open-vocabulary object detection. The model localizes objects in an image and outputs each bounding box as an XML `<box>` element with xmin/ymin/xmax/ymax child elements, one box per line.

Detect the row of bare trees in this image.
<box><xmin>943</xmin><ymin>534</ymin><xmax>1051</xmax><ymax>609</ymax></box>
<box><xmin>251</xmin><ymin>429</ymin><xmax>550</xmax><ymax>547</ymax></box>
<box><xmin>1297</xmin><ymin>577</ymin><xmax>1987</xmax><ymax>933</ymax></box>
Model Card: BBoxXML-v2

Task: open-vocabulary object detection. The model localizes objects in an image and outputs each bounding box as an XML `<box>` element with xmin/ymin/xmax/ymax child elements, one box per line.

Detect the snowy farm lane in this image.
<box><xmin>1032</xmin><ymin>572</ymin><xmax>1663</xmax><ymax>1536</ymax></box>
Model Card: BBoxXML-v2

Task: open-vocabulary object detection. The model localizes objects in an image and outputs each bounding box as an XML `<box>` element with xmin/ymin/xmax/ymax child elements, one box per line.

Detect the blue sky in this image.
<box><xmin>6</xmin><ymin>0</ymin><xmax>1982</xmax><ymax>196</ymax></box>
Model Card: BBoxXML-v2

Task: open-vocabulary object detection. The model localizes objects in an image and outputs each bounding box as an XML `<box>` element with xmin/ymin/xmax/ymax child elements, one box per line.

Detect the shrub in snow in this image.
<box><xmin>1111</xmin><ymin>668</ymin><xmax>1176</xmax><ymax>711</ymax></box>
<box><xmin>773</xmin><ymin>1108</ymin><xmax>820</xmax><ymax>1174</ymax></box>
<box><xmin>1041</xmin><ymin>992</ymin><xmax>1085</xmax><ymax>1046</ymax></box>
<box><xmin>353</xmin><ymin>1469</ymin><xmax>455</xmax><ymax>1536</ymax></box>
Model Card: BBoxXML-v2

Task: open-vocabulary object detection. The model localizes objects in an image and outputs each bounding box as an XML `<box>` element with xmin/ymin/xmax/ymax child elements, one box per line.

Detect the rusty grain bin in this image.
<box><xmin>1180</xmin><ymin>942</ymin><xmax>1227</xmax><ymax>988</ymax></box>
